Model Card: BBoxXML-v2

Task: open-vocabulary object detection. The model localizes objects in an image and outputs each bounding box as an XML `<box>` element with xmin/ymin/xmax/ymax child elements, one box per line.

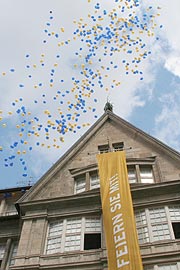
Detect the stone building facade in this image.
<box><xmin>0</xmin><ymin>110</ymin><xmax>180</xmax><ymax>269</ymax></box>
<box><xmin>0</xmin><ymin>186</ymin><xmax>31</xmax><ymax>270</ymax></box>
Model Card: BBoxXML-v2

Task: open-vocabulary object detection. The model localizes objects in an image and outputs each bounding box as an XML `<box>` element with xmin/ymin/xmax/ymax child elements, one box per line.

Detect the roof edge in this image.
<box><xmin>17</xmin><ymin>111</ymin><xmax>110</xmax><ymax>202</ymax></box>
<box><xmin>18</xmin><ymin>110</ymin><xmax>180</xmax><ymax>203</ymax></box>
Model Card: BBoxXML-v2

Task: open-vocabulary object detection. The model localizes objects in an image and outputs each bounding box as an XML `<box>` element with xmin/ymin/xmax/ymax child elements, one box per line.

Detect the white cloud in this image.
<box><xmin>164</xmin><ymin>54</ymin><xmax>180</xmax><ymax>77</ymax></box>
<box><xmin>154</xmin><ymin>87</ymin><xmax>180</xmax><ymax>150</ymax></box>
<box><xmin>155</xmin><ymin>0</ymin><xmax>180</xmax><ymax>77</ymax></box>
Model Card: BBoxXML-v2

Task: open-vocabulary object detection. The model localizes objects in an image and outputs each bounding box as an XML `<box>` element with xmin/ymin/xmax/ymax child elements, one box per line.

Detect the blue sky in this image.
<box><xmin>0</xmin><ymin>0</ymin><xmax>180</xmax><ymax>189</ymax></box>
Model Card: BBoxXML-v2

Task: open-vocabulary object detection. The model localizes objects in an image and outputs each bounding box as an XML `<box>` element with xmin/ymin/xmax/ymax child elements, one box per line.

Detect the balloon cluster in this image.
<box><xmin>0</xmin><ymin>0</ymin><xmax>162</xmax><ymax>178</ymax></box>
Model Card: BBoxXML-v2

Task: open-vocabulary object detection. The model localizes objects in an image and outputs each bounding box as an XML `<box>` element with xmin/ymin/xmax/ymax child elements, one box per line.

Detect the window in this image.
<box><xmin>112</xmin><ymin>142</ymin><xmax>124</xmax><ymax>151</ymax></box>
<box><xmin>8</xmin><ymin>242</ymin><xmax>18</xmax><ymax>268</ymax></box>
<box><xmin>128</xmin><ymin>166</ymin><xmax>137</xmax><ymax>184</ymax></box>
<box><xmin>46</xmin><ymin>220</ymin><xmax>63</xmax><ymax>254</ymax></box>
<box><xmin>149</xmin><ymin>208</ymin><xmax>170</xmax><ymax>241</ymax></box>
<box><xmin>74</xmin><ymin>171</ymin><xmax>100</xmax><ymax>194</ymax></box>
<box><xmin>172</xmin><ymin>223</ymin><xmax>180</xmax><ymax>239</ymax></box>
<box><xmin>46</xmin><ymin>216</ymin><xmax>101</xmax><ymax>254</ymax></box>
<box><xmin>135</xmin><ymin>206</ymin><xmax>180</xmax><ymax>244</ymax></box>
<box><xmin>64</xmin><ymin>218</ymin><xmax>81</xmax><ymax>252</ymax></box>
<box><xmin>84</xmin><ymin>233</ymin><xmax>101</xmax><ymax>250</ymax></box>
<box><xmin>84</xmin><ymin>217</ymin><xmax>101</xmax><ymax>250</ymax></box>
<box><xmin>0</xmin><ymin>245</ymin><xmax>5</xmax><ymax>260</ymax></box>
<box><xmin>90</xmin><ymin>171</ymin><xmax>100</xmax><ymax>189</ymax></box>
<box><xmin>0</xmin><ymin>244</ymin><xmax>5</xmax><ymax>267</ymax></box>
<box><xmin>127</xmin><ymin>164</ymin><xmax>154</xmax><ymax>184</ymax></box>
<box><xmin>74</xmin><ymin>174</ymin><xmax>86</xmax><ymax>194</ymax></box>
<box><xmin>98</xmin><ymin>144</ymin><xmax>110</xmax><ymax>154</ymax></box>
<box><xmin>170</xmin><ymin>206</ymin><xmax>180</xmax><ymax>240</ymax></box>
<box><xmin>140</xmin><ymin>166</ymin><xmax>154</xmax><ymax>183</ymax></box>
<box><xmin>135</xmin><ymin>210</ymin><xmax>149</xmax><ymax>244</ymax></box>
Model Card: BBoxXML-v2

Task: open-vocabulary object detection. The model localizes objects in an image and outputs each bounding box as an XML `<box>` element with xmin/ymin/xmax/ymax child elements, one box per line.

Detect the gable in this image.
<box><xmin>18</xmin><ymin>111</ymin><xmax>180</xmax><ymax>202</ymax></box>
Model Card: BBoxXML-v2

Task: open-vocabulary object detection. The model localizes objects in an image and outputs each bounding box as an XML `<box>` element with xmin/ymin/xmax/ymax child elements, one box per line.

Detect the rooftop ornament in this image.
<box><xmin>104</xmin><ymin>101</ymin><xmax>113</xmax><ymax>112</ymax></box>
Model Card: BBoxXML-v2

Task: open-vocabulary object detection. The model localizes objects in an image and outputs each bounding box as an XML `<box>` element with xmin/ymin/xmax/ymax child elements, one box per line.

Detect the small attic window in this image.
<box><xmin>112</xmin><ymin>142</ymin><xmax>124</xmax><ymax>152</ymax></box>
<box><xmin>98</xmin><ymin>144</ymin><xmax>110</xmax><ymax>154</ymax></box>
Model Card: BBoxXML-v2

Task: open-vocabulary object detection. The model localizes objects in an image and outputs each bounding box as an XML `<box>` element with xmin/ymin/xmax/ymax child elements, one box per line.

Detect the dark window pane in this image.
<box><xmin>172</xmin><ymin>223</ymin><xmax>180</xmax><ymax>239</ymax></box>
<box><xmin>84</xmin><ymin>233</ymin><xmax>101</xmax><ymax>250</ymax></box>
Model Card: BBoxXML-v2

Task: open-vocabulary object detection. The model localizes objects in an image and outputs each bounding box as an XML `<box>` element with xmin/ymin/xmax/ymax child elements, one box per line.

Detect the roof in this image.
<box><xmin>17</xmin><ymin>110</ymin><xmax>180</xmax><ymax>203</ymax></box>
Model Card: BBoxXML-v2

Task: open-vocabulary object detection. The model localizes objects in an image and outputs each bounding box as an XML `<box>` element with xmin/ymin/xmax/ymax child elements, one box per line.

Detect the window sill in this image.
<box><xmin>140</xmin><ymin>238</ymin><xmax>180</xmax><ymax>247</ymax></box>
<box><xmin>43</xmin><ymin>248</ymin><xmax>103</xmax><ymax>258</ymax></box>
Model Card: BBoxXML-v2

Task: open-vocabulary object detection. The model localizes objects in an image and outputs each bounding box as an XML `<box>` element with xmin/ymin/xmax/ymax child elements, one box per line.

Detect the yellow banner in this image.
<box><xmin>97</xmin><ymin>151</ymin><xmax>143</xmax><ymax>270</ymax></box>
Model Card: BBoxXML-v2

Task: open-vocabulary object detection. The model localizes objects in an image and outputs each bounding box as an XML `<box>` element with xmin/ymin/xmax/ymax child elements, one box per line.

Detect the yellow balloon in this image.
<box><xmin>60</xmin><ymin>137</ymin><xmax>64</xmax><ymax>142</ymax></box>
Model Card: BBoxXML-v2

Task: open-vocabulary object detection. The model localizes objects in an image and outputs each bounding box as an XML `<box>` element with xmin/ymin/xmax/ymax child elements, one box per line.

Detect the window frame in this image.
<box><xmin>98</xmin><ymin>144</ymin><xmax>110</xmax><ymax>154</ymax></box>
<box><xmin>74</xmin><ymin>170</ymin><xmax>100</xmax><ymax>194</ymax></box>
<box><xmin>7</xmin><ymin>241</ymin><xmax>18</xmax><ymax>269</ymax></box>
<box><xmin>0</xmin><ymin>243</ymin><xmax>6</xmax><ymax>264</ymax></box>
<box><xmin>89</xmin><ymin>171</ymin><xmax>100</xmax><ymax>190</ymax></box>
<box><xmin>45</xmin><ymin>215</ymin><xmax>102</xmax><ymax>255</ymax></box>
<box><xmin>127</xmin><ymin>163</ymin><xmax>155</xmax><ymax>184</ymax></box>
<box><xmin>135</xmin><ymin>205</ymin><xmax>180</xmax><ymax>245</ymax></box>
<box><xmin>74</xmin><ymin>174</ymin><xmax>86</xmax><ymax>194</ymax></box>
<box><xmin>112</xmin><ymin>142</ymin><xmax>124</xmax><ymax>152</ymax></box>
